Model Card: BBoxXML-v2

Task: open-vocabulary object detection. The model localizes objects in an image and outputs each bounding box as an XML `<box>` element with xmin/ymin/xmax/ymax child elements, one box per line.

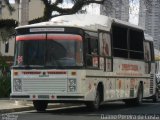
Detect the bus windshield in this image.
<box><xmin>15</xmin><ymin>34</ymin><xmax>83</xmax><ymax>67</ymax></box>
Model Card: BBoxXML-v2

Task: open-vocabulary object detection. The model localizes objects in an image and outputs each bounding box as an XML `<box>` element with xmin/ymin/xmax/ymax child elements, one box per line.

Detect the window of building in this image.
<box><xmin>5</xmin><ymin>41</ymin><xmax>9</xmax><ymax>53</ymax></box>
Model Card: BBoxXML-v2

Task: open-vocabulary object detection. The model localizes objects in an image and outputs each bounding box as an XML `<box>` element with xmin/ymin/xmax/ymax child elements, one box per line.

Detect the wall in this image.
<box><xmin>0</xmin><ymin>0</ymin><xmax>45</xmax><ymax>56</ymax></box>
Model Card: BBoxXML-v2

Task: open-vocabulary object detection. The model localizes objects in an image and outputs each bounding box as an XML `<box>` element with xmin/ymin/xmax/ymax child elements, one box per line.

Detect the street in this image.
<box><xmin>1</xmin><ymin>101</ymin><xmax>160</xmax><ymax>120</ymax></box>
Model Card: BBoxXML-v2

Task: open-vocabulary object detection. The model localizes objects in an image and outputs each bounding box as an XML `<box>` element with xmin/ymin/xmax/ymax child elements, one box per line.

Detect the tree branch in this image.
<box><xmin>50</xmin><ymin>0</ymin><xmax>104</xmax><ymax>15</ymax></box>
<box><xmin>4</xmin><ymin>0</ymin><xmax>15</xmax><ymax>15</ymax></box>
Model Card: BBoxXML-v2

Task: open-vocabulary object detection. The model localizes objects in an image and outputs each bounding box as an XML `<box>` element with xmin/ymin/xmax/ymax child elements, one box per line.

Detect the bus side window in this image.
<box><xmin>86</xmin><ymin>38</ymin><xmax>98</xmax><ymax>67</ymax></box>
<box><xmin>99</xmin><ymin>31</ymin><xmax>112</xmax><ymax>71</ymax></box>
<box><xmin>144</xmin><ymin>41</ymin><xmax>153</xmax><ymax>73</ymax></box>
<box><xmin>144</xmin><ymin>42</ymin><xmax>151</xmax><ymax>62</ymax></box>
<box><xmin>99</xmin><ymin>32</ymin><xmax>111</xmax><ymax>56</ymax></box>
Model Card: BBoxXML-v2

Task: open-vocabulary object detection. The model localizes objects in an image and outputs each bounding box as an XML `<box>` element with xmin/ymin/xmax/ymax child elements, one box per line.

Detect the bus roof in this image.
<box><xmin>16</xmin><ymin>14</ymin><xmax>143</xmax><ymax>32</ymax></box>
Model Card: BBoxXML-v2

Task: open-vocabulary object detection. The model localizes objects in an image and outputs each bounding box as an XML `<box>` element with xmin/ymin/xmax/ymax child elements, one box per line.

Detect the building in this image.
<box><xmin>0</xmin><ymin>0</ymin><xmax>44</xmax><ymax>57</ymax></box>
<box><xmin>139</xmin><ymin>0</ymin><xmax>160</xmax><ymax>50</ymax></box>
<box><xmin>0</xmin><ymin>0</ymin><xmax>2</xmax><ymax>19</ymax></box>
<box><xmin>1</xmin><ymin>0</ymin><xmax>44</xmax><ymax>21</ymax></box>
<box><xmin>100</xmin><ymin>0</ymin><xmax>129</xmax><ymax>22</ymax></box>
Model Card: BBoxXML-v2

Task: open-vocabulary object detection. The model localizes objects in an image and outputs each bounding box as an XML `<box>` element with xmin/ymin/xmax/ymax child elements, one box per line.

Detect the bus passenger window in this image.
<box><xmin>86</xmin><ymin>38</ymin><xmax>98</xmax><ymax>67</ymax></box>
<box><xmin>99</xmin><ymin>33</ymin><xmax>111</xmax><ymax>56</ymax></box>
<box><xmin>112</xmin><ymin>25</ymin><xmax>128</xmax><ymax>58</ymax></box>
<box><xmin>144</xmin><ymin>42</ymin><xmax>151</xmax><ymax>61</ymax></box>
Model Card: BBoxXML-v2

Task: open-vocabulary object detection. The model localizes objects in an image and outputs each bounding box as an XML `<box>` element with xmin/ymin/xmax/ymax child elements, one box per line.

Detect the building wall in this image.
<box><xmin>0</xmin><ymin>0</ymin><xmax>2</xmax><ymax>19</ymax></box>
<box><xmin>0</xmin><ymin>0</ymin><xmax>44</xmax><ymax>57</ymax></box>
<box><xmin>1</xmin><ymin>0</ymin><xmax>44</xmax><ymax>20</ymax></box>
<box><xmin>139</xmin><ymin>0</ymin><xmax>160</xmax><ymax>50</ymax></box>
<box><xmin>100</xmin><ymin>0</ymin><xmax>129</xmax><ymax>22</ymax></box>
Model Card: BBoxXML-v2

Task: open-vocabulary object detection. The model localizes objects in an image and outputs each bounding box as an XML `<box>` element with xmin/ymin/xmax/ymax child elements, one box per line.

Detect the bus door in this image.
<box><xmin>98</xmin><ymin>30</ymin><xmax>114</xmax><ymax>100</ymax></box>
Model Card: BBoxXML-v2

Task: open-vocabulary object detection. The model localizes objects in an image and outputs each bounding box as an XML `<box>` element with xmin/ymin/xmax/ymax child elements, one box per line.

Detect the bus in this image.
<box><xmin>10</xmin><ymin>14</ymin><xmax>156</xmax><ymax>111</ymax></box>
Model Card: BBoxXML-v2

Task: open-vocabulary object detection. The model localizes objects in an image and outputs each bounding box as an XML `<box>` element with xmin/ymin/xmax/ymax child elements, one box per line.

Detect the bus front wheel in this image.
<box><xmin>33</xmin><ymin>100</ymin><xmax>48</xmax><ymax>112</ymax></box>
<box><xmin>85</xmin><ymin>89</ymin><xmax>101</xmax><ymax>110</ymax></box>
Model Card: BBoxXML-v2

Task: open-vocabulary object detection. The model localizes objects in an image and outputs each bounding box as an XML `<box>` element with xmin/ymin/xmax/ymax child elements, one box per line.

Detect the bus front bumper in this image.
<box><xmin>10</xmin><ymin>93</ymin><xmax>86</xmax><ymax>101</ymax></box>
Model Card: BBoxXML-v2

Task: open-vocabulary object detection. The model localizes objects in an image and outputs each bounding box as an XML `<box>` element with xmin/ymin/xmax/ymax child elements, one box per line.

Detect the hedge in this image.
<box><xmin>0</xmin><ymin>19</ymin><xmax>18</xmax><ymax>28</ymax></box>
<box><xmin>0</xmin><ymin>75</ymin><xmax>11</xmax><ymax>98</ymax></box>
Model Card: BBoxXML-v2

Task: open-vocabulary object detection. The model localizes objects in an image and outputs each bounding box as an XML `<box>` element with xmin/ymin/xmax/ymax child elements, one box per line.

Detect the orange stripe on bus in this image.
<box><xmin>16</xmin><ymin>36</ymin><xmax>45</xmax><ymax>41</ymax></box>
<box><xmin>16</xmin><ymin>35</ymin><xmax>82</xmax><ymax>41</ymax></box>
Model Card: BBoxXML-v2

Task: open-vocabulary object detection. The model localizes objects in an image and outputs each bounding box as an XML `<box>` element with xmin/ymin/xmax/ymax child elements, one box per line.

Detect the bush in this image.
<box><xmin>0</xmin><ymin>75</ymin><xmax>11</xmax><ymax>98</ymax></box>
<box><xmin>0</xmin><ymin>55</ymin><xmax>11</xmax><ymax>98</ymax></box>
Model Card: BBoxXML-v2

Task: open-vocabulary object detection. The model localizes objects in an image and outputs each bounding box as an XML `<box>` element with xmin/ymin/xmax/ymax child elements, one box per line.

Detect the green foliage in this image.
<box><xmin>0</xmin><ymin>19</ymin><xmax>18</xmax><ymax>28</ymax></box>
<box><xmin>0</xmin><ymin>27</ymin><xmax>15</xmax><ymax>42</ymax></box>
<box><xmin>29</xmin><ymin>17</ymin><xmax>44</xmax><ymax>24</ymax></box>
<box><xmin>0</xmin><ymin>19</ymin><xmax>18</xmax><ymax>42</ymax></box>
<box><xmin>0</xmin><ymin>76</ymin><xmax>11</xmax><ymax>98</ymax></box>
<box><xmin>0</xmin><ymin>56</ymin><xmax>11</xmax><ymax>98</ymax></box>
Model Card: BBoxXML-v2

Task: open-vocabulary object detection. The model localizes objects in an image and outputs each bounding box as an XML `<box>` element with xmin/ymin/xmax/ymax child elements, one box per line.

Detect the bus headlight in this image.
<box><xmin>68</xmin><ymin>79</ymin><xmax>77</xmax><ymax>92</ymax></box>
<box><xmin>13</xmin><ymin>79</ymin><xmax>22</xmax><ymax>92</ymax></box>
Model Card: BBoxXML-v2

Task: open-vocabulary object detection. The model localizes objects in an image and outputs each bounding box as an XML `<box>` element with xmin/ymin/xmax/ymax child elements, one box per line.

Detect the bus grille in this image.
<box><xmin>22</xmin><ymin>78</ymin><xmax>67</xmax><ymax>92</ymax></box>
<box><xmin>150</xmin><ymin>74</ymin><xmax>154</xmax><ymax>94</ymax></box>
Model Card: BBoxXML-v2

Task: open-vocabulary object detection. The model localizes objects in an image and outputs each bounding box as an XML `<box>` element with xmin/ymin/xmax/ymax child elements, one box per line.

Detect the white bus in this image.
<box><xmin>11</xmin><ymin>14</ymin><xmax>156</xmax><ymax>111</ymax></box>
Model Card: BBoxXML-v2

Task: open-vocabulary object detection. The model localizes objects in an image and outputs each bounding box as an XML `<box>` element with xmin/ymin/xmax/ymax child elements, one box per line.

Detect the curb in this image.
<box><xmin>0</xmin><ymin>104</ymin><xmax>69</xmax><ymax>114</ymax></box>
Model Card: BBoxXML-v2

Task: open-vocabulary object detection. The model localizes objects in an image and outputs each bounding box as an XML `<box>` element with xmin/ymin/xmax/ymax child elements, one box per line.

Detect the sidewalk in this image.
<box><xmin>0</xmin><ymin>100</ymin><xmax>62</xmax><ymax>113</ymax></box>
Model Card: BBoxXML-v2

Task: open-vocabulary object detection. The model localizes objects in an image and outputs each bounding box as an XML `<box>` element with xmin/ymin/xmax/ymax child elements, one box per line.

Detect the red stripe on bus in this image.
<box><xmin>47</xmin><ymin>71</ymin><xmax>66</xmax><ymax>74</ymax></box>
<box><xmin>16</xmin><ymin>35</ymin><xmax>82</xmax><ymax>41</ymax></box>
<box><xmin>22</xmin><ymin>71</ymin><xmax>41</xmax><ymax>74</ymax></box>
<box><xmin>16</xmin><ymin>36</ymin><xmax>45</xmax><ymax>41</ymax></box>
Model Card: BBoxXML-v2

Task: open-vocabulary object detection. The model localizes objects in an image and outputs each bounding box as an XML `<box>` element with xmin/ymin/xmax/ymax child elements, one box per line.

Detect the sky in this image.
<box><xmin>9</xmin><ymin>0</ymin><xmax>15</xmax><ymax>4</ymax></box>
<box><xmin>129</xmin><ymin>0</ymin><xmax>139</xmax><ymax>25</ymax></box>
<box><xmin>9</xmin><ymin>0</ymin><xmax>139</xmax><ymax>25</ymax></box>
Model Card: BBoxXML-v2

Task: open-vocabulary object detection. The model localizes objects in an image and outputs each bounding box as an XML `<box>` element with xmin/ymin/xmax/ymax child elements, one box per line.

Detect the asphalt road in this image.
<box><xmin>1</xmin><ymin>101</ymin><xmax>160</xmax><ymax>120</ymax></box>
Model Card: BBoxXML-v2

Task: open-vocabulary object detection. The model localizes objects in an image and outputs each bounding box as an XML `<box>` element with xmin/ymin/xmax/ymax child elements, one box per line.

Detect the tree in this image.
<box><xmin>30</xmin><ymin>0</ymin><xmax>104</xmax><ymax>23</ymax></box>
<box><xmin>0</xmin><ymin>1</ymin><xmax>18</xmax><ymax>48</ymax></box>
<box><xmin>44</xmin><ymin>0</ymin><xmax>104</xmax><ymax>18</ymax></box>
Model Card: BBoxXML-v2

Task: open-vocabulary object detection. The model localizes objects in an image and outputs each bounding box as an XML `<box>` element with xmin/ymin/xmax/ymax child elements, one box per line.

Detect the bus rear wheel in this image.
<box><xmin>152</xmin><ymin>90</ymin><xmax>159</xmax><ymax>103</ymax></box>
<box><xmin>124</xmin><ymin>84</ymin><xmax>143</xmax><ymax>106</ymax></box>
<box><xmin>33</xmin><ymin>100</ymin><xmax>48</xmax><ymax>112</ymax></box>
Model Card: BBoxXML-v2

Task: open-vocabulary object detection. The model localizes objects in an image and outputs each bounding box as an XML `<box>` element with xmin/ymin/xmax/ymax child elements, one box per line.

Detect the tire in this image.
<box><xmin>124</xmin><ymin>84</ymin><xmax>143</xmax><ymax>106</ymax></box>
<box><xmin>133</xmin><ymin>84</ymin><xmax>143</xmax><ymax>105</ymax></box>
<box><xmin>85</xmin><ymin>89</ymin><xmax>101</xmax><ymax>110</ymax></box>
<box><xmin>152</xmin><ymin>90</ymin><xmax>159</xmax><ymax>103</ymax></box>
<box><xmin>33</xmin><ymin>100</ymin><xmax>48</xmax><ymax>112</ymax></box>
